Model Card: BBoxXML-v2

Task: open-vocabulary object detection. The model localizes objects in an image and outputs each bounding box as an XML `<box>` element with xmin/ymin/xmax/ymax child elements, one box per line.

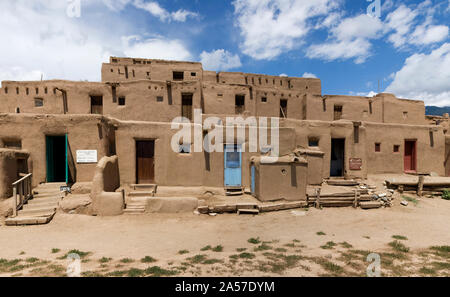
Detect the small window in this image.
<box><xmin>308</xmin><ymin>137</ymin><xmax>319</xmax><ymax>147</ymax></box>
<box><xmin>393</xmin><ymin>145</ymin><xmax>400</xmax><ymax>153</ymax></box>
<box><xmin>179</xmin><ymin>143</ymin><xmax>191</xmax><ymax>154</ymax></box>
<box><xmin>182</xmin><ymin>94</ymin><xmax>193</xmax><ymax>121</ymax></box>
<box><xmin>111</xmin><ymin>69</ymin><xmax>114</xmax><ymax>72</ymax></box>
<box><xmin>16</xmin><ymin>87</ymin><xmax>19</xmax><ymax>94</ymax></box>
<box><xmin>147</xmin><ymin>72</ymin><xmax>150</xmax><ymax>76</ymax></box>
<box><xmin>3</xmin><ymin>139</ymin><xmax>22</xmax><ymax>149</ymax></box>
<box><xmin>375</xmin><ymin>143</ymin><xmax>381</xmax><ymax>152</ymax></box>
<box><xmin>118</xmin><ymin>97</ymin><xmax>125</xmax><ymax>106</ymax></box>
<box><xmin>90</xmin><ymin>96</ymin><xmax>103</xmax><ymax>114</ymax></box>
<box><xmin>334</xmin><ymin>105</ymin><xmax>343</xmax><ymax>120</ymax></box>
<box><xmin>261</xmin><ymin>97</ymin><xmax>267</xmax><ymax>103</ymax></box>
<box><xmin>44</xmin><ymin>87</ymin><xmax>48</xmax><ymax>94</ymax></box>
<box><xmin>173</xmin><ymin>71</ymin><xmax>184</xmax><ymax>80</ymax></box>
<box><xmin>26</xmin><ymin>88</ymin><xmax>29</xmax><ymax>95</ymax></box>
<box><xmin>280</xmin><ymin>99</ymin><xmax>287</xmax><ymax>117</ymax></box>
<box><xmin>156</xmin><ymin>96</ymin><xmax>164</xmax><ymax>102</ymax></box>
<box><xmin>4</xmin><ymin>87</ymin><xmax>8</xmax><ymax>94</ymax></box>
<box><xmin>217</xmin><ymin>93</ymin><xmax>223</xmax><ymax>97</ymax></box>
<box><xmin>35</xmin><ymin>88</ymin><xmax>39</xmax><ymax>95</ymax></box>
<box><xmin>191</xmin><ymin>72</ymin><xmax>196</xmax><ymax>77</ymax></box>
<box><xmin>34</xmin><ymin>98</ymin><xmax>44</xmax><ymax>107</ymax></box>
<box><xmin>403</xmin><ymin>111</ymin><xmax>408</xmax><ymax>119</ymax></box>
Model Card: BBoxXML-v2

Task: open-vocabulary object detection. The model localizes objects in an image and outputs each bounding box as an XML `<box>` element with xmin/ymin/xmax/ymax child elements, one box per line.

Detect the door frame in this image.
<box><xmin>224</xmin><ymin>143</ymin><xmax>242</xmax><ymax>188</ymax></box>
<box><xmin>330</xmin><ymin>138</ymin><xmax>345</xmax><ymax>177</ymax></box>
<box><xmin>404</xmin><ymin>139</ymin><xmax>417</xmax><ymax>173</ymax></box>
<box><xmin>135</xmin><ymin>139</ymin><xmax>156</xmax><ymax>184</ymax></box>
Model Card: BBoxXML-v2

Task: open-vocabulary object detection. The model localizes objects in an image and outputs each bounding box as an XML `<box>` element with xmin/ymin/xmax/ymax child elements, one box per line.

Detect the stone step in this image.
<box><xmin>23</xmin><ymin>201</ymin><xmax>58</xmax><ymax>210</ymax></box>
<box><xmin>225</xmin><ymin>191</ymin><xmax>244</xmax><ymax>196</ymax></box>
<box><xmin>128</xmin><ymin>191</ymin><xmax>154</xmax><ymax>197</ymax></box>
<box><xmin>19</xmin><ymin>207</ymin><xmax>57</xmax><ymax>216</ymax></box>
<box><xmin>237</xmin><ymin>209</ymin><xmax>259</xmax><ymax>215</ymax></box>
<box><xmin>29</xmin><ymin>196</ymin><xmax>61</xmax><ymax>203</ymax></box>
<box><xmin>131</xmin><ymin>184</ymin><xmax>157</xmax><ymax>191</ymax></box>
<box><xmin>123</xmin><ymin>209</ymin><xmax>145</xmax><ymax>214</ymax></box>
<box><xmin>5</xmin><ymin>215</ymin><xmax>54</xmax><ymax>226</ymax></box>
<box><xmin>33</xmin><ymin>190</ymin><xmax>63</xmax><ymax>196</ymax></box>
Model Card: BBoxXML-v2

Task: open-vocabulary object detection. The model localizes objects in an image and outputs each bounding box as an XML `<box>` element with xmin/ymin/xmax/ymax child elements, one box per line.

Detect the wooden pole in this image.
<box><xmin>417</xmin><ymin>176</ymin><xmax>424</xmax><ymax>196</ymax></box>
<box><xmin>13</xmin><ymin>186</ymin><xmax>17</xmax><ymax>217</ymax></box>
<box><xmin>315</xmin><ymin>188</ymin><xmax>321</xmax><ymax>209</ymax></box>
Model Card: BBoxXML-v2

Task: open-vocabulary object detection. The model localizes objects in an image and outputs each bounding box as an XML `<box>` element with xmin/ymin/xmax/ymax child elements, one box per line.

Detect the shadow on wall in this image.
<box><xmin>90</xmin><ymin>155</ymin><xmax>123</xmax><ymax>216</ymax></box>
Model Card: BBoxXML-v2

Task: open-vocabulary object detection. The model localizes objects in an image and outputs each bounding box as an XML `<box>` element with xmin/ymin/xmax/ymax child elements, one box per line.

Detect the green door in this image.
<box><xmin>46</xmin><ymin>135</ymin><xmax>68</xmax><ymax>183</ymax></box>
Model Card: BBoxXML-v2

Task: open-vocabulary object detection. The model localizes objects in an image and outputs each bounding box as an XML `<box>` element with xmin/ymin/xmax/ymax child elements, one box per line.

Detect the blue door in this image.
<box><xmin>224</xmin><ymin>144</ymin><xmax>242</xmax><ymax>187</ymax></box>
<box><xmin>251</xmin><ymin>165</ymin><xmax>255</xmax><ymax>195</ymax></box>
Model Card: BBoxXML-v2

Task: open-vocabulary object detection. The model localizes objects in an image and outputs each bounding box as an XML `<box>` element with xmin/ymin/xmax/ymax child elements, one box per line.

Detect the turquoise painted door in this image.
<box><xmin>251</xmin><ymin>165</ymin><xmax>255</xmax><ymax>195</ymax></box>
<box><xmin>224</xmin><ymin>144</ymin><xmax>242</xmax><ymax>187</ymax></box>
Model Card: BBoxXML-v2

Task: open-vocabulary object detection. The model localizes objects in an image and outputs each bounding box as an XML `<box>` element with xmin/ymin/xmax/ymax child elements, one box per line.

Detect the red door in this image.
<box><xmin>404</xmin><ymin>140</ymin><xmax>416</xmax><ymax>173</ymax></box>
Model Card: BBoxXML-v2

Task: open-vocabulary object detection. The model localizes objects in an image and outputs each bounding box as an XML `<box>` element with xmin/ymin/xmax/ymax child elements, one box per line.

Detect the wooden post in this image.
<box><xmin>417</xmin><ymin>176</ymin><xmax>424</xmax><ymax>196</ymax></box>
<box><xmin>398</xmin><ymin>185</ymin><xmax>404</xmax><ymax>193</ymax></box>
<box><xmin>315</xmin><ymin>188</ymin><xmax>321</xmax><ymax>209</ymax></box>
<box><xmin>353</xmin><ymin>190</ymin><xmax>359</xmax><ymax>208</ymax></box>
<box><xmin>13</xmin><ymin>186</ymin><xmax>17</xmax><ymax>217</ymax></box>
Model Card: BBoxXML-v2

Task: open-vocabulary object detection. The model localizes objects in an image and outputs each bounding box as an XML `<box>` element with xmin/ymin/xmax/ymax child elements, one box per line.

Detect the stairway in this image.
<box><xmin>123</xmin><ymin>184</ymin><xmax>157</xmax><ymax>214</ymax></box>
<box><xmin>5</xmin><ymin>183</ymin><xmax>65</xmax><ymax>226</ymax></box>
<box><xmin>225</xmin><ymin>186</ymin><xmax>244</xmax><ymax>196</ymax></box>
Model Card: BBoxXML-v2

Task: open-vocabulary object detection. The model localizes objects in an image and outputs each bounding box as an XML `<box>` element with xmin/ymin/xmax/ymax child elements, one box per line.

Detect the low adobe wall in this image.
<box><xmin>0</xmin><ymin>149</ymin><xmax>29</xmax><ymax>199</ymax></box>
<box><xmin>90</xmin><ymin>155</ymin><xmax>124</xmax><ymax>216</ymax></box>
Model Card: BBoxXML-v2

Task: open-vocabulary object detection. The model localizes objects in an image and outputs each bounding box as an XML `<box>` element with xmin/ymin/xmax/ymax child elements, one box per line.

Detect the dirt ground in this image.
<box><xmin>0</xmin><ymin>175</ymin><xmax>449</xmax><ymax>277</ymax></box>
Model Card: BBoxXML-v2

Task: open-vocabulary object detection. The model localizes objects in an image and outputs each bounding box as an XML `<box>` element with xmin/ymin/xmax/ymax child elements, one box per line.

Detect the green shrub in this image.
<box><xmin>442</xmin><ymin>190</ymin><xmax>450</xmax><ymax>200</ymax></box>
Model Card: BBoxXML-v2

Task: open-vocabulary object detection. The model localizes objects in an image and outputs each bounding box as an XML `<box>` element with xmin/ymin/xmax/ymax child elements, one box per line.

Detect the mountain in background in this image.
<box><xmin>426</xmin><ymin>106</ymin><xmax>450</xmax><ymax>116</ymax></box>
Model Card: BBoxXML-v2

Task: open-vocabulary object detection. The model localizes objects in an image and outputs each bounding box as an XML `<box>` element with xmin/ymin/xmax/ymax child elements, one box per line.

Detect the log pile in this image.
<box><xmin>385</xmin><ymin>176</ymin><xmax>450</xmax><ymax>197</ymax></box>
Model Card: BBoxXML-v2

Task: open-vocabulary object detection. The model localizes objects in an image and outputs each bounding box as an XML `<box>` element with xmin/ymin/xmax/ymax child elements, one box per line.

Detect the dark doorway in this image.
<box><xmin>235</xmin><ymin>95</ymin><xmax>245</xmax><ymax>114</ymax></box>
<box><xmin>136</xmin><ymin>140</ymin><xmax>155</xmax><ymax>184</ymax></box>
<box><xmin>46</xmin><ymin>135</ymin><xmax>67</xmax><ymax>183</ymax></box>
<box><xmin>90</xmin><ymin>96</ymin><xmax>103</xmax><ymax>114</ymax></box>
<box><xmin>330</xmin><ymin>138</ymin><xmax>345</xmax><ymax>177</ymax></box>
<box><xmin>280</xmin><ymin>99</ymin><xmax>287</xmax><ymax>118</ymax></box>
<box><xmin>404</xmin><ymin>140</ymin><xmax>417</xmax><ymax>173</ymax></box>
<box><xmin>181</xmin><ymin>94</ymin><xmax>193</xmax><ymax>121</ymax></box>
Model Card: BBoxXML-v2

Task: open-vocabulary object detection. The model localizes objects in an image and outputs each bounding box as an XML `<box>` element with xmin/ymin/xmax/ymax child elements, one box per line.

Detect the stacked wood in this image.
<box><xmin>386</xmin><ymin>176</ymin><xmax>450</xmax><ymax>197</ymax></box>
<box><xmin>326</xmin><ymin>180</ymin><xmax>359</xmax><ymax>186</ymax></box>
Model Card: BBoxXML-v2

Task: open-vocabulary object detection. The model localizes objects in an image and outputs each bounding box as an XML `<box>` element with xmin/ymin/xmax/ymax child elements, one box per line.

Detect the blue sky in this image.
<box><xmin>0</xmin><ymin>0</ymin><xmax>449</xmax><ymax>105</ymax></box>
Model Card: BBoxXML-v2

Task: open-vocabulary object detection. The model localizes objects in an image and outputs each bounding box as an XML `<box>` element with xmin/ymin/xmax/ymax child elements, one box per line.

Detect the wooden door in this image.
<box><xmin>404</xmin><ymin>140</ymin><xmax>416</xmax><ymax>172</ymax></box>
<box><xmin>224</xmin><ymin>144</ymin><xmax>242</xmax><ymax>187</ymax></box>
<box><xmin>136</xmin><ymin>140</ymin><xmax>155</xmax><ymax>184</ymax></box>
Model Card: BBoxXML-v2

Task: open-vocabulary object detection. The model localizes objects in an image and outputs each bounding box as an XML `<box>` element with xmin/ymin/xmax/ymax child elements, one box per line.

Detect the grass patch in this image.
<box><xmin>59</xmin><ymin>249</ymin><xmax>91</xmax><ymax>259</ymax></box>
<box><xmin>388</xmin><ymin>241</ymin><xmax>410</xmax><ymax>253</ymax></box>
<box><xmin>320</xmin><ymin>241</ymin><xmax>337</xmax><ymax>250</ymax></box>
<box><xmin>202</xmin><ymin>259</ymin><xmax>223</xmax><ymax>265</ymax></box>
<box><xmin>99</xmin><ymin>257</ymin><xmax>112</xmax><ymax>263</ymax></box>
<box><xmin>119</xmin><ymin>258</ymin><xmax>134</xmax><ymax>263</ymax></box>
<box><xmin>392</xmin><ymin>235</ymin><xmax>408</xmax><ymax>241</ymax></box>
<box><xmin>187</xmin><ymin>254</ymin><xmax>207</xmax><ymax>264</ymax></box>
<box><xmin>51</xmin><ymin>248</ymin><xmax>60</xmax><ymax>254</ymax></box>
<box><xmin>127</xmin><ymin>268</ymin><xmax>145</xmax><ymax>277</ymax></box>
<box><xmin>419</xmin><ymin>266</ymin><xmax>436</xmax><ymax>275</ymax></box>
<box><xmin>19</xmin><ymin>251</ymin><xmax>25</xmax><ymax>255</ymax></box>
<box><xmin>313</xmin><ymin>257</ymin><xmax>344</xmax><ymax>275</ymax></box>
<box><xmin>340</xmin><ymin>242</ymin><xmax>353</xmax><ymax>248</ymax></box>
<box><xmin>275</xmin><ymin>248</ymin><xmax>287</xmax><ymax>253</ymax></box>
<box><xmin>254</xmin><ymin>243</ymin><xmax>272</xmax><ymax>252</ymax></box>
<box><xmin>248</xmin><ymin>237</ymin><xmax>261</xmax><ymax>244</ymax></box>
<box><xmin>316</xmin><ymin>231</ymin><xmax>326</xmax><ymax>236</ymax></box>
<box><xmin>200</xmin><ymin>245</ymin><xmax>212</xmax><ymax>251</ymax></box>
<box><xmin>238</xmin><ymin>252</ymin><xmax>256</xmax><ymax>259</ymax></box>
<box><xmin>145</xmin><ymin>266</ymin><xmax>178</xmax><ymax>277</ymax></box>
<box><xmin>141</xmin><ymin>256</ymin><xmax>157</xmax><ymax>263</ymax></box>
<box><xmin>212</xmin><ymin>245</ymin><xmax>223</xmax><ymax>252</ymax></box>
<box><xmin>441</xmin><ymin>190</ymin><xmax>450</xmax><ymax>200</ymax></box>
<box><xmin>236</xmin><ymin>248</ymin><xmax>247</xmax><ymax>252</ymax></box>
<box><xmin>178</xmin><ymin>250</ymin><xmax>189</xmax><ymax>255</ymax></box>
<box><xmin>402</xmin><ymin>195</ymin><xmax>419</xmax><ymax>205</ymax></box>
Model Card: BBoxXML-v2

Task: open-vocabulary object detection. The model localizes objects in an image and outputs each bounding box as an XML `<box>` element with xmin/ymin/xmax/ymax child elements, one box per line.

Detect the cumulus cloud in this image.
<box><xmin>0</xmin><ymin>1</ymin><xmax>193</xmax><ymax>82</ymax></box>
<box><xmin>133</xmin><ymin>0</ymin><xmax>199</xmax><ymax>22</ymax></box>
<box><xmin>200</xmin><ymin>49</ymin><xmax>242</xmax><ymax>71</ymax></box>
<box><xmin>385</xmin><ymin>43</ymin><xmax>450</xmax><ymax>106</ymax></box>
<box><xmin>306</xmin><ymin>14</ymin><xmax>384</xmax><ymax>63</ymax></box>
<box><xmin>302</xmin><ymin>72</ymin><xmax>317</xmax><ymax>78</ymax></box>
<box><xmin>232</xmin><ymin>0</ymin><xmax>338</xmax><ymax>60</ymax></box>
<box><xmin>123</xmin><ymin>36</ymin><xmax>192</xmax><ymax>61</ymax></box>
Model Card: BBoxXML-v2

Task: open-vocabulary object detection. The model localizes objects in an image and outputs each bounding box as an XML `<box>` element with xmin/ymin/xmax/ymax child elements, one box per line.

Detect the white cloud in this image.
<box><xmin>232</xmin><ymin>0</ymin><xmax>339</xmax><ymax>60</ymax></box>
<box><xmin>385</xmin><ymin>43</ymin><xmax>450</xmax><ymax>106</ymax></box>
<box><xmin>302</xmin><ymin>72</ymin><xmax>317</xmax><ymax>78</ymax></box>
<box><xmin>0</xmin><ymin>1</ymin><xmax>192</xmax><ymax>82</ymax></box>
<box><xmin>306</xmin><ymin>14</ymin><xmax>384</xmax><ymax>63</ymax></box>
<box><xmin>200</xmin><ymin>49</ymin><xmax>242</xmax><ymax>71</ymax></box>
<box><xmin>132</xmin><ymin>0</ymin><xmax>198</xmax><ymax>22</ymax></box>
<box><xmin>385</xmin><ymin>5</ymin><xmax>418</xmax><ymax>48</ymax></box>
<box><xmin>279</xmin><ymin>73</ymin><xmax>288</xmax><ymax>77</ymax></box>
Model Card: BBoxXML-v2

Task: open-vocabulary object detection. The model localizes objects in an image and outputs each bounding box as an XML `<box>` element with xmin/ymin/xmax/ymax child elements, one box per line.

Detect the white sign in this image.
<box><xmin>76</xmin><ymin>150</ymin><xmax>97</xmax><ymax>163</ymax></box>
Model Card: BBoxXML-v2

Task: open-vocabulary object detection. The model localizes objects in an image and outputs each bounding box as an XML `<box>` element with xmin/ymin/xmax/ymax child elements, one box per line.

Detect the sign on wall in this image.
<box><xmin>76</xmin><ymin>150</ymin><xmax>98</xmax><ymax>163</ymax></box>
<box><xmin>349</xmin><ymin>158</ymin><xmax>363</xmax><ymax>170</ymax></box>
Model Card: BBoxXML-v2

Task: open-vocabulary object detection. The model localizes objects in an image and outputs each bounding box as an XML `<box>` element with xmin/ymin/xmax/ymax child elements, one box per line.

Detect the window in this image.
<box><xmin>261</xmin><ymin>97</ymin><xmax>267</xmax><ymax>103</ymax></box>
<box><xmin>369</xmin><ymin>101</ymin><xmax>373</xmax><ymax>114</ymax></box>
<box><xmin>16</xmin><ymin>87</ymin><xmax>19</xmax><ymax>94</ymax></box>
<box><xmin>403</xmin><ymin>111</ymin><xmax>408</xmax><ymax>119</ymax></box>
<box><xmin>308</xmin><ymin>137</ymin><xmax>319</xmax><ymax>147</ymax></box>
<box><xmin>191</xmin><ymin>72</ymin><xmax>196</xmax><ymax>77</ymax></box>
<box><xmin>90</xmin><ymin>96</ymin><xmax>103</xmax><ymax>114</ymax></box>
<box><xmin>26</xmin><ymin>88</ymin><xmax>29</xmax><ymax>95</ymax></box>
<box><xmin>44</xmin><ymin>87</ymin><xmax>48</xmax><ymax>94</ymax></box>
<box><xmin>217</xmin><ymin>93</ymin><xmax>223</xmax><ymax>97</ymax></box>
<box><xmin>393</xmin><ymin>145</ymin><xmax>400</xmax><ymax>153</ymax></box>
<box><xmin>118</xmin><ymin>97</ymin><xmax>125</xmax><ymax>106</ymax></box>
<box><xmin>235</xmin><ymin>95</ymin><xmax>245</xmax><ymax>114</ymax></box>
<box><xmin>354</xmin><ymin>125</ymin><xmax>360</xmax><ymax>144</ymax></box>
<box><xmin>375</xmin><ymin>143</ymin><xmax>381</xmax><ymax>152</ymax></box>
<box><xmin>34</xmin><ymin>98</ymin><xmax>44</xmax><ymax>107</ymax></box>
<box><xmin>4</xmin><ymin>87</ymin><xmax>8</xmax><ymax>94</ymax></box>
<box><xmin>173</xmin><ymin>71</ymin><xmax>184</xmax><ymax>81</ymax></box>
<box><xmin>182</xmin><ymin>94</ymin><xmax>193</xmax><ymax>121</ymax></box>
<box><xmin>156</xmin><ymin>96</ymin><xmax>164</xmax><ymax>102</ymax></box>
<box><xmin>147</xmin><ymin>72</ymin><xmax>150</xmax><ymax>77</ymax></box>
<box><xmin>3</xmin><ymin>139</ymin><xmax>22</xmax><ymax>149</ymax></box>
<box><xmin>35</xmin><ymin>88</ymin><xmax>39</xmax><ymax>95</ymax></box>
<box><xmin>334</xmin><ymin>105</ymin><xmax>343</xmax><ymax>120</ymax></box>
<box><xmin>179</xmin><ymin>143</ymin><xmax>191</xmax><ymax>154</ymax></box>
<box><xmin>280</xmin><ymin>99</ymin><xmax>288</xmax><ymax>117</ymax></box>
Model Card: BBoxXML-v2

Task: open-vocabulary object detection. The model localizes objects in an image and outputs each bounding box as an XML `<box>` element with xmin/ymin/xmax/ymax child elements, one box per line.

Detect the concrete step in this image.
<box><xmin>237</xmin><ymin>209</ymin><xmax>259</xmax><ymax>215</ymax></box>
<box><xmin>131</xmin><ymin>184</ymin><xmax>157</xmax><ymax>191</ymax></box>
<box><xmin>19</xmin><ymin>207</ymin><xmax>57</xmax><ymax>216</ymax></box>
<box><xmin>33</xmin><ymin>192</ymin><xmax>64</xmax><ymax>199</ymax></box>
<box><xmin>23</xmin><ymin>201</ymin><xmax>58</xmax><ymax>210</ymax></box>
<box><xmin>123</xmin><ymin>210</ymin><xmax>145</xmax><ymax>214</ymax></box>
<box><xmin>28</xmin><ymin>196</ymin><xmax>61</xmax><ymax>204</ymax></box>
<box><xmin>32</xmin><ymin>190</ymin><xmax>63</xmax><ymax>197</ymax></box>
<box><xmin>5</xmin><ymin>214</ymin><xmax>54</xmax><ymax>226</ymax></box>
<box><xmin>128</xmin><ymin>191</ymin><xmax>154</xmax><ymax>197</ymax></box>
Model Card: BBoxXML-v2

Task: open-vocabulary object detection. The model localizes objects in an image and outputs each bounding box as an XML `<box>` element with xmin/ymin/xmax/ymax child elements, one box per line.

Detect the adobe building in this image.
<box><xmin>0</xmin><ymin>56</ymin><xmax>447</xmax><ymax>206</ymax></box>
